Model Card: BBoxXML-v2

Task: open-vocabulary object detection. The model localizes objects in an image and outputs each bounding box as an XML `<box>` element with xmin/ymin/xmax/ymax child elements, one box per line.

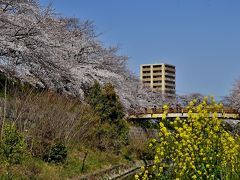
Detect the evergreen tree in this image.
<box><xmin>86</xmin><ymin>81</ymin><xmax>128</xmax><ymax>153</ymax></box>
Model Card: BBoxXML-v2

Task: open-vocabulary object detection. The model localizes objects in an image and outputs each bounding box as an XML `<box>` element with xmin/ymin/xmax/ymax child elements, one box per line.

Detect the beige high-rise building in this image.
<box><xmin>140</xmin><ymin>63</ymin><xmax>176</xmax><ymax>97</ymax></box>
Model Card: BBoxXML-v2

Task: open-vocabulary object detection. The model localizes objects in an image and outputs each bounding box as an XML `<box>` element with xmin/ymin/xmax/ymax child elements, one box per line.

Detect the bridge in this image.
<box><xmin>128</xmin><ymin>107</ymin><xmax>240</xmax><ymax>120</ymax></box>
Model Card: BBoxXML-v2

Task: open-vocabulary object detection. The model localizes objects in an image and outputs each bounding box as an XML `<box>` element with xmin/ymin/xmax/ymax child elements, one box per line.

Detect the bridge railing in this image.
<box><xmin>128</xmin><ymin>106</ymin><xmax>239</xmax><ymax>116</ymax></box>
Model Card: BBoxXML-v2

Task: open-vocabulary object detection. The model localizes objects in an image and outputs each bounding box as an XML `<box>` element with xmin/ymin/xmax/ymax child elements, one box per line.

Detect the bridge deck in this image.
<box><xmin>128</xmin><ymin>113</ymin><xmax>240</xmax><ymax>120</ymax></box>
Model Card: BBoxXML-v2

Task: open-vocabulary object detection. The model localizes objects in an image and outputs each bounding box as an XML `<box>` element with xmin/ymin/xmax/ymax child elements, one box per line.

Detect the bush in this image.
<box><xmin>86</xmin><ymin>81</ymin><xmax>129</xmax><ymax>153</ymax></box>
<box><xmin>124</xmin><ymin>134</ymin><xmax>154</xmax><ymax>162</ymax></box>
<box><xmin>136</xmin><ymin>97</ymin><xmax>240</xmax><ymax>179</ymax></box>
<box><xmin>86</xmin><ymin>81</ymin><xmax>124</xmax><ymax>122</ymax></box>
<box><xmin>0</xmin><ymin>122</ymin><xmax>26</xmax><ymax>165</ymax></box>
<box><xmin>43</xmin><ymin>142</ymin><xmax>67</xmax><ymax>164</ymax></box>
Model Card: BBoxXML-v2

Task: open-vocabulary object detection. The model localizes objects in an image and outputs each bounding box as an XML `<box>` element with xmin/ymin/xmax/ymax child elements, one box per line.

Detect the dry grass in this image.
<box><xmin>2</xmin><ymin>89</ymin><xmax>98</xmax><ymax>157</ymax></box>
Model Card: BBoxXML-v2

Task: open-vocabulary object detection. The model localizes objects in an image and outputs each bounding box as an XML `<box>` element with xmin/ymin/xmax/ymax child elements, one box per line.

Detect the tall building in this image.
<box><xmin>140</xmin><ymin>63</ymin><xmax>176</xmax><ymax>97</ymax></box>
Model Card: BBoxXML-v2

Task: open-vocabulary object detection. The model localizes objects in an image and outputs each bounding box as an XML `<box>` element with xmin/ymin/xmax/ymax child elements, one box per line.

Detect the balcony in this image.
<box><xmin>142</xmin><ymin>68</ymin><xmax>151</xmax><ymax>72</ymax></box>
<box><xmin>165</xmin><ymin>82</ymin><xmax>175</xmax><ymax>88</ymax></box>
<box><xmin>165</xmin><ymin>87</ymin><xmax>175</xmax><ymax>91</ymax></box>
<box><xmin>153</xmin><ymin>85</ymin><xmax>162</xmax><ymax>91</ymax></box>
<box><xmin>142</xmin><ymin>69</ymin><xmax>151</xmax><ymax>73</ymax></box>
<box><xmin>153</xmin><ymin>80</ymin><xmax>162</xmax><ymax>84</ymax></box>
<box><xmin>165</xmin><ymin>80</ymin><xmax>175</xmax><ymax>84</ymax></box>
<box><xmin>142</xmin><ymin>75</ymin><xmax>151</xmax><ymax>78</ymax></box>
<box><xmin>165</xmin><ymin>67</ymin><xmax>175</xmax><ymax>72</ymax></box>
<box><xmin>165</xmin><ymin>75</ymin><xmax>175</xmax><ymax>80</ymax></box>
<box><xmin>165</xmin><ymin>64</ymin><xmax>175</xmax><ymax>70</ymax></box>
<box><xmin>142</xmin><ymin>78</ymin><xmax>152</xmax><ymax>82</ymax></box>
<box><xmin>152</xmin><ymin>67</ymin><xmax>162</xmax><ymax>71</ymax></box>
<box><xmin>152</xmin><ymin>65</ymin><xmax>162</xmax><ymax>68</ymax></box>
<box><xmin>142</xmin><ymin>65</ymin><xmax>151</xmax><ymax>71</ymax></box>
<box><xmin>153</xmin><ymin>78</ymin><xmax>162</xmax><ymax>82</ymax></box>
<box><xmin>153</xmin><ymin>70</ymin><xmax>162</xmax><ymax>74</ymax></box>
<box><xmin>165</xmin><ymin>72</ymin><xmax>175</xmax><ymax>77</ymax></box>
<box><xmin>165</xmin><ymin>78</ymin><xmax>175</xmax><ymax>82</ymax></box>
<box><xmin>153</xmin><ymin>85</ymin><xmax>161</xmax><ymax>88</ymax></box>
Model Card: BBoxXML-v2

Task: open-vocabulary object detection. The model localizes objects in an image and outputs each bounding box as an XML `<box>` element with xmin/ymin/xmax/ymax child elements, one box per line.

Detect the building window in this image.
<box><xmin>153</xmin><ymin>70</ymin><xmax>162</xmax><ymax>73</ymax></box>
<box><xmin>165</xmin><ymin>80</ymin><xmax>175</xmax><ymax>84</ymax></box>
<box><xmin>143</xmin><ymin>76</ymin><xmax>151</xmax><ymax>79</ymax></box>
<box><xmin>165</xmin><ymin>70</ymin><xmax>175</xmax><ymax>74</ymax></box>
<box><xmin>153</xmin><ymin>81</ymin><xmax>161</xmax><ymax>83</ymax></box>
<box><xmin>165</xmin><ymin>65</ymin><xmax>175</xmax><ymax>69</ymax></box>
<box><xmin>143</xmin><ymin>71</ymin><xmax>150</xmax><ymax>73</ymax></box>
<box><xmin>153</xmin><ymin>75</ymin><xmax>161</xmax><ymax>78</ymax></box>
<box><xmin>165</xmin><ymin>75</ymin><xmax>175</xmax><ymax>79</ymax></box>
<box><xmin>142</xmin><ymin>65</ymin><xmax>150</xmax><ymax>68</ymax></box>
<box><xmin>153</xmin><ymin>65</ymin><xmax>162</xmax><ymax>68</ymax></box>
<box><xmin>165</xmin><ymin>85</ymin><xmax>175</xmax><ymax>89</ymax></box>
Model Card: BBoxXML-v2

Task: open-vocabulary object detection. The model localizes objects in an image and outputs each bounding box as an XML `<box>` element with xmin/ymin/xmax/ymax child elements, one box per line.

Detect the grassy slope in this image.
<box><xmin>0</xmin><ymin>75</ymin><xmax>150</xmax><ymax>179</ymax></box>
<box><xmin>0</xmin><ymin>146</ymin><xmax>128</xmax><ymax>179</ymax></box>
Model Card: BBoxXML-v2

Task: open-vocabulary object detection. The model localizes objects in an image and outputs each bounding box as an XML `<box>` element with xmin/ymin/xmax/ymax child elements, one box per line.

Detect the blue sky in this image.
<box><xmin>40</xmin><ymin>0</ymin><xmax>240</xmax><ymax>97</ymax></box>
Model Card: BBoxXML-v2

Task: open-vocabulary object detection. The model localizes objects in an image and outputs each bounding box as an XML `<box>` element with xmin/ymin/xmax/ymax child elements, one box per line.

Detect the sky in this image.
<box><xmin>40</xmin><ymin>0</ymin><xmax>240</xmax><ymax>98</ymax></box>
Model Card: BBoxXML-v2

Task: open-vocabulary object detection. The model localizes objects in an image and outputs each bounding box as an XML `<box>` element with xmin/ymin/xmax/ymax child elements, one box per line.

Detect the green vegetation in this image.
<box><xmin>43</xmin><ymin>142</ymin><xmax>68</xmax><ymax>164</ymax></box>
<box><xmin>1</xmin><ymin>77</ymin><xmax>239</xmax><ymax>180</ymax></box>
<box><xmin>136</xmin><ymin>97</ymin><xmax>240</xmax><ymax>180</ymax></box>
<box><xmin>0</xmin><ymin>147</ymin><xmax>126</xmax><ymax>179</ymax></box>
<box><xmin>0</xmin><ymin>80</ymin><xmax>140</xmax><ymax>179</ymax></box>
<box><xmin>86</xmin><ymin>81</ymin><xmax>129</xmax><ymax>153</ymax></box>
<box><xmin>86</xmin><ymin>81</ymin><xmax>125</xmax><ymax>122</ymax></box>
<box><xmin>0</xmin><ymin>123</ymin><xmax>26</xmax><ymax>165</ymax></box>
<box><xmin>133</xmin><ymin>120</ymin><xmax>160</xmax><ymax>129</ymax></box>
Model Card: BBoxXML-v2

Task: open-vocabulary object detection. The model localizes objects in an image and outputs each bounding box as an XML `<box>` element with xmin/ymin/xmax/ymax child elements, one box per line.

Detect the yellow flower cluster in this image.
<box><xmin>136</xmin><ymin>97</ymin><xmax>240</xmax><ymax>179</ymax></box>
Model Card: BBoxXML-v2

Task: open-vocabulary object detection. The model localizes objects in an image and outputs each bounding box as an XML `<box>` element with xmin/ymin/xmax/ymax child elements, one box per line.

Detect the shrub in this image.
<box><xmin>43</xmin><ymin>142</ymin><xmax>67</xmax><ymax>164</ymax></box>
<box><xmin>124</xmin><ymin>133</ymin><xmax>154</xmax><ymax>162</ymax></box>
<box><xmin>86</xmin><ymin>81</ymin><xmax>129</xmax><ymax>153</ymax></box>
<box><xmin>0</xmin><ymin>122</ymin><xmax>26</xmax><ymax>165</ymax></box>
<box><xmin>136</xmin><ymin>97</ymin><xmax>240</xmax><ymax>179</ymax></box>
<box><xmin>86</xmin><ymin>81</ymin><xmax>124</xmax><ymax>122</ymax></box>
